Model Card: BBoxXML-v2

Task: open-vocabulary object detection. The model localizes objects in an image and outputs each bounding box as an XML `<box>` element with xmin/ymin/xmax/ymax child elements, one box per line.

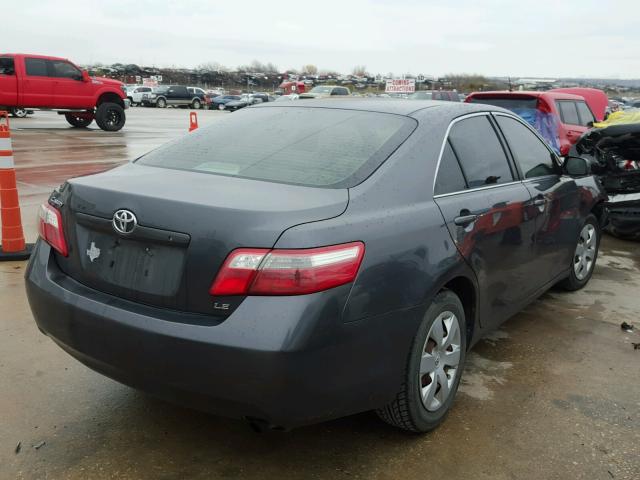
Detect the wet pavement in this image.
<box><xmin>1</xmin><ymin>109</ymin><xmax>639</xmax><ymax>479</ymax></box>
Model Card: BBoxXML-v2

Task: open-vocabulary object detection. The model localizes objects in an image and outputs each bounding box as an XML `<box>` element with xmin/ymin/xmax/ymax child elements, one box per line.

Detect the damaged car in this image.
<box><xmin>571</xmin><ymin>112</ymin><xmax>640</xmax><ymax>238</ymax></box>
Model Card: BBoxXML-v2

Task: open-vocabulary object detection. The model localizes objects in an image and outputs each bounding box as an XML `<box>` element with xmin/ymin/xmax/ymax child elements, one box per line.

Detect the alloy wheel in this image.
<box><xmin>419</xmin><ymin>311</ymin><xmax>462</xmax><ymax>412</ymax></box>
<box><xmin>105</xmin><ymin>109</ymin><xmax>122</xmax><ymax>129</ymax></box>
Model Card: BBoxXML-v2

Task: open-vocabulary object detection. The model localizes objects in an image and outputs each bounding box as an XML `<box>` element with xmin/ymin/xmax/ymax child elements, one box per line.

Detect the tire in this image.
<box><xmin>377</xmin><ymin>290</ymin><xmax>467</xmax><ymax>433</ymax></box>
<box><xmin>156</xmin><ymin>97</ymin><xmax>167</xmax><ymax>108</ymax></box>
<box><xmin>11</xmin><ymin>108</ymin><xmax>28</xmax><ymax>118</ymax></box>
<box><xmin>95</xmin><ymin>102</ymin><xmax>126</xmax><ymax>132</ymax></box>
<box><xmin>191</xmin><ymin>98</ymin><xmax>201</xmax><ymax>109</ymax></box>
<box><xmin>558</xmin><ymin>215</ymin><xmax>600</xmax><ymax>291</ymax></box>
<box><xmin>65</xmin><ymin>113</ymin><xmax>93</xmax><ymax>128</ymax></box>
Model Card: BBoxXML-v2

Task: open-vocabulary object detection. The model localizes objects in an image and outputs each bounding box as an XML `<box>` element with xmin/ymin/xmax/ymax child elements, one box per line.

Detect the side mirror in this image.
<box><xmin>80</xmin><ymin>70</ymin><xmax>90</xmax><ymax>82</ymax></box>
<box><xmin>563</xmin><ymin>156</ymin><xmax>590</xmax><ymax>176</ymax></box>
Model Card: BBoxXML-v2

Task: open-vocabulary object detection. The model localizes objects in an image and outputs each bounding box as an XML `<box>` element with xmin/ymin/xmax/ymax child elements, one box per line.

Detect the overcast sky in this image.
<box><xmin>5</xmin><ymin>0</ymin><xmax>640</xmax><ymax>78</ymax></box>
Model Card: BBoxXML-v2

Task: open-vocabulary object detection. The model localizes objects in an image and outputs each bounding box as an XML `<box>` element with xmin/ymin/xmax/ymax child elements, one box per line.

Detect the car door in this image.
<box><xmin>164</xmin><ymin>86</ymin><xmax>178</xmax><ymax>105</ymax></box>
<box><xmin>0</xmin><ymin>57</ymin><xmax>18</xmax><ymax>106</ymax></box>
<box><xmin>433</xmin><ymin>114</ymin><xmax>537</xmax><ymax>329</ymax></box>
<box><xmin>493</xmin><ymin>113</ymin><xmax>581</xmax><ymax>285</ymax></box>
<box><xmin>170</xmin><ymin>86</ymin><xmax>189</xmax><ymax>105</ymax></box>
<box><xmin>21</xmin><ymin>57</ymin><xmax>54</xmax><ymax>107</ymax></box>
<box><xmin>50</xmin><ymin>59</ymin><xmax>93</xmax><ymax>109</ymax></box>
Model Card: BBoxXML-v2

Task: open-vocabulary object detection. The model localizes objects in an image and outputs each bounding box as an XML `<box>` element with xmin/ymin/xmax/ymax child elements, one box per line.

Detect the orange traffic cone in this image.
<box><xmin>189</xmin><ymin>111</ymin><xmax>198</xmax><ymax>132</ymax></box>
<box><xmin>0</xmin><ymin>111</ymin><xmax>32</xmax><ymax>260</ymax></box>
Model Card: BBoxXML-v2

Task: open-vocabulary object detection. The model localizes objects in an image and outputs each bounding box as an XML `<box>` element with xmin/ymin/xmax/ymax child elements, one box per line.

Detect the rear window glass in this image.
<box><xmin>137</xmin><ymin>107</ymin><xmax>416</xmax><ymax>188</ymax></box>
<box><xmin>467</xmin><ymin>96</ymin><xmax>538</xmax><ymax>111</ymax></box>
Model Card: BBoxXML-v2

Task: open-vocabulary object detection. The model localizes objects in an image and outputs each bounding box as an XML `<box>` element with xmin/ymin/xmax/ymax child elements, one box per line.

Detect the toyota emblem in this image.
<box><xmin>112</xmin><ymin>209</ymin><xmax>137</xmax><ymax>235</ymax></box>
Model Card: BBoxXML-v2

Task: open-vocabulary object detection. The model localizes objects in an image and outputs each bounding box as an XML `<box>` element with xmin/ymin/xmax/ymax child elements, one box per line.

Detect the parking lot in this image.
<box><xmin>1</xmin><ymin>108</ymin><xmax>639</xmax><ymax>480</ymax></box>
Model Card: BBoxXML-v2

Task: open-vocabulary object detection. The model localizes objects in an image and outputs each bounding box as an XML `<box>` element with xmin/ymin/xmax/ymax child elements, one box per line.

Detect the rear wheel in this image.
<box><xmin>558</xmin><ymin>215</ymin><xmax>599</xmax><ymax>291</ymax></box>
<box><xmin>11</xmin><ymin>108</ymin><xmax>28</xmax><ymax>118</ymax></box>
<box><xmin>377</xmin><ymin>290</ymin><xmax>466</xmax><ymax>432</ymax></box>
<box><xmin>65</xmin><ymin>113</ymin><xmax>93</xmax><ymax>128</ymax></box>
<box><xmin>95</xmin><ymin>103</ymin><xmax>125</xmax><ymax>132</ymax></box>
<box><xmin>191</xmin><ymin>98</ymin><xmax>201</xmax><ymax>109</ymax></box>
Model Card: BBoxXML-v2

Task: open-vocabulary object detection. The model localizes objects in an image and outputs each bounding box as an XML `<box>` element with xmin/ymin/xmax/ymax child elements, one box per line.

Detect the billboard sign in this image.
<box><xmin>385</xmin><ymin>79</ymin><xmax>415</xmax><ymax>93</ymax></box>
<box><xmin>142</xmin><ymin>77</ymin><xmax>158</xmax><ymax>87</ymax></box>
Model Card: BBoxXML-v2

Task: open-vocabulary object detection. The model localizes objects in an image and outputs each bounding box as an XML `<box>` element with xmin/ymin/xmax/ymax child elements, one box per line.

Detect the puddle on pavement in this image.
<box><xmin>459</xmin><ymin>352</ymin><xmax>513</xmax><ymax>401</ymax></box>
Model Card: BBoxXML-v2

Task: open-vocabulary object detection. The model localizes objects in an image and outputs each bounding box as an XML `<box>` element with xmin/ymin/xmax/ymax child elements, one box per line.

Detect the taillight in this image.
<box><xmin>38</xmin><ymin>203</ymin><xmax>68</xmax><ymax>256</ymax></box>
<box><xmin>210</xmin><ymin>242</ymin><xmax>365</xmax><ymax>296</ymax></box>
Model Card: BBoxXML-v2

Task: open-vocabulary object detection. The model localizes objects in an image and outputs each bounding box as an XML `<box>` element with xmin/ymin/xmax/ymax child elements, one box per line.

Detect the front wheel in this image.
<box><xmin>156</xmin><ymin>97</ymin><xmax>167</xmax><ymax>108</ymax></box>
<box><xmin>65</xmin><ymin>113</ymin><xmax>93</xmax><ymax>128</ymax></box>
<box><xmin>377</xmin><ymin>290</ymin><xmax>467</xmax><ymax>432</ymax></box>
<box><xmin>558</xmin><ymin>215</ymin><xmax>600</xmax><ymax>291</ymax></box>
<box><xmin>95</xmin><ymin>103</ymin><xmax>125</xmax><ymax>131</ymax></box>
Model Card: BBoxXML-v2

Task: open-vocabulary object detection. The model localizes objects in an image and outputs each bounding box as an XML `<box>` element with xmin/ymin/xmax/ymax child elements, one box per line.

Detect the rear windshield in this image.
<box><xmin>136</xmin><ymin>107</ymin><xmax>416</xmax><ymax>188</ymax></box>
<box><xmin>467</xmin><ymin>96</ymin><xmax>538</xmax><ymax>111</ymax></box>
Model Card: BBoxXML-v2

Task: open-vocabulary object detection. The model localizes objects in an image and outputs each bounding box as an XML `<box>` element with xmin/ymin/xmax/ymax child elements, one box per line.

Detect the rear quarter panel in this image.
<box><xmin>273</xmin><ymin>114</ymin><xmax>477</xmax><ymax>324</ymax></box>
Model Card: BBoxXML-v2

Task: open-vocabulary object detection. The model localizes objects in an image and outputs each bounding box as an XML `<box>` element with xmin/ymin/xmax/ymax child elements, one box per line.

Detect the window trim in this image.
<box><xmin>432</xmin><ymin>112</ymin><xmax>518</xmax><ymax>197</ymax></box>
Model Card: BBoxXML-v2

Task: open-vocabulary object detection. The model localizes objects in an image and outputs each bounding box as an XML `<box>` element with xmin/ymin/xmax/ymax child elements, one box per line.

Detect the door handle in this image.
<box><xmin>533</xmin><ymin>197</ymin><xmax>546</xmax><ymax>212</ymax></box>
<box><xmin>454</xmin><ymin>214</ymin><xmax>478</xmax><ymax>227</ymax></box>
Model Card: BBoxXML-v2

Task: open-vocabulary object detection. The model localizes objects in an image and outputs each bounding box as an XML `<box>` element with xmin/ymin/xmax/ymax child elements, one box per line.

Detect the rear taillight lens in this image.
<box><xmin>210</xmin><ymin>242</ymin><xmax>365</xmax><ymax>296</ymax></box>
<box><xmin>38</xmin><ymin>203</ymin><xmax>68</xmax><ymax>256</ymax></box>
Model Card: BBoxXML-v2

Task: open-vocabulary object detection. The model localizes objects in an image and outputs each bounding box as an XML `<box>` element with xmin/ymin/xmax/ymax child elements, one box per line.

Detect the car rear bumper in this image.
<box><xmin>25</xmin><ymin>241</ymin><xmax>421</xmax><ymax>428</ymax></box>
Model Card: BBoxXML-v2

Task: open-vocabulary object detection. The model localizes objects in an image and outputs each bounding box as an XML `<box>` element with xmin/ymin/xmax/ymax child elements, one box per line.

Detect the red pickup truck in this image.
<box><xmin>0</xmin><ymin>54</ymin><xmax>128</xmax><ymax>131</ymax></box>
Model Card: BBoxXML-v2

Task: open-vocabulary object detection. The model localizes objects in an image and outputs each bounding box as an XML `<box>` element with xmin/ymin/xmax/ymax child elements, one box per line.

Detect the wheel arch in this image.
<box><xmin>439</xmin><ymin>275</ymin><xmax>478</xmax><ymax>350</ymax></box>
<box><xmin>96</xmin><ymin>92</ymin><xmax>124</xmax><ymax>108</ymax></box>
<box><xmin>591</xmin><ymin>200</ymin><xmax>608</xmax><ymax>229</ymax></box>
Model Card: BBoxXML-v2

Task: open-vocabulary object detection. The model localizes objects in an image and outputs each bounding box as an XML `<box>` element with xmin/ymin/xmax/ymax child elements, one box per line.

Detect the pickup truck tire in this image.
<box><xmin>11</xmin><ymin>108</ymin><xmax>29</xmax><ymax>118</ymax></box>
<box><xmin>95</xmin><ymin>103</ymin><xmax>126</xmax><ymax>132</ymax></box>
<box><xmin>191</xmin><ymin>99</ymin><xmax>202</xmax><ymax>109</ymax></box>
<box><xmin>156</xmin><ymin>97</ymin><xmax>167</xmax><ymax>108</ymax></box>
<box><xmin>65</xmin><ymin>113</ymin><xmax>93</xmax><ymax>128</ymax></box>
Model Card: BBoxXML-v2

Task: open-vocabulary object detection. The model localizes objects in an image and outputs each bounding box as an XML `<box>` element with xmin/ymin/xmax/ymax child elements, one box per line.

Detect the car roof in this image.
<box><xmin>2</xmin><ymin>53</ymin><xmax>69</xmax><ymax>62</ymax></box>
<box><xmin>256</xmin><ymin>98</ymin><xmax>512</xmax><ymax>118</ymax></box>
<box><xmin>468</xmin><ymin>90</ymin><xmax>585</xmax><ymax>101</ymax></box>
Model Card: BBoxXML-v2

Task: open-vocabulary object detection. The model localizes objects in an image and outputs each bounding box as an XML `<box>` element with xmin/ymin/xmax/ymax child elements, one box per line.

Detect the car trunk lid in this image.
<box><xmin>54</xmin><ymin>163</ymin><xmax>348</xmax><ymax>315</ymax></box>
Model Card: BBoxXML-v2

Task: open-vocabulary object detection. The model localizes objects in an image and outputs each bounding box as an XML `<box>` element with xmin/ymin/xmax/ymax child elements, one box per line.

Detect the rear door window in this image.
<box><xmin>434</xmin><ymin>141</ymin><xmax>467</xmax><ymax>195</ymax></box>
<box><xmin>575</xmin><ymin>101</ymin><xmax>595</xmax><ymax>126</ymax></box>
<box><xmin>557</xmin><ymin>101</ymin><xmax>580</xmax><ymax>126</ymax></box>
<box><xmin>25</xmin><ymin>58</ymin><xmax>49</xmax><ymax>77</ymax></box>
<box><xmin>137</xmin><ymin>107</ymin><xmax>416</xmax><ymax>188</ymax></box>
<box><xmin>448</xmin><ymin>116</ymin><xmax>514</xmax><ymax>188</ymax></box>
<box><xmin>0</xmin><ymin>57</ymin><xmax>15</xmax><ymax>75</ymax></box>
<box><xmin>495</xmin><ymin>115</ymin><xmax>557</xmax><ymax>179</ymax></box>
